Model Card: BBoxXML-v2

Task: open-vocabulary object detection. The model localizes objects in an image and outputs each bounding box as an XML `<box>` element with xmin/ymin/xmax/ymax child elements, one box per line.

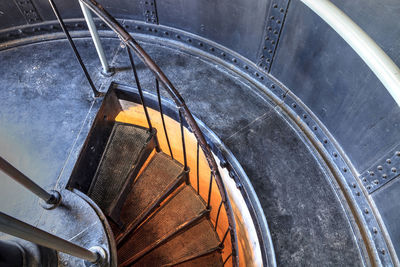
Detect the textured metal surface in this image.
<box><xmin>133</xmin><ymin>218</ymin><xmax>220</xmax><ymax>266</ymax></box>
<box><xmin>172</xmin><ymin>251</ymin><xmax>223</xmax><ymax>267</ymax></box>
<box><xmin>373</xmin><ymin>178</ymin><xmax>400</xmax><ymax>260</ymax></box>
<box><xmin>68</xmin><ymin>89</ymin><xmax>122</xmax><ymax>194</ymax></box>
<box><xmin>88</xmin><ymin>122</ymin><xmax>151</xmax><ymax>214</ymax></box>
<box><xmin>257</xmin><ymin>0</ymin><xmax>290</xmax><ymax>72</ymax></box>
<box><xmin>271</xmin><ymin>0</ymin><xmax>400</xmax><ymax>174</ymax></box>
<box><xmin>0</xmin><ymin>37</ymin><xmax>118</xmax><ymax>226</ymax></box>
<box><xmin>118</xmin><ymin>186</ymin><xmax>206</xmax><ymax>265</ymax></box>
<box><xmin>142</xmin><ymin>0</ymin><xmax>158</xmax><ymax>24</ymax></box>
<box><xmin>156</xmin><ymin>0</ymin><xmax>271</xmax><ymax>62</ymax></box>
<box><xmin>118</xmin><ymin>152</ymin><xmax>184</xmax><ymax>241</ymax></box>
<box><xmin>13</xmin><ymin>0</ymin><xmax>42</xmax><ymax>24</ymax></box>
<box><xmin>0</xmin><ymin>1</ymin><xmax>27</xmax><ymax>29</ymax></box>
<box><xmin>360</xmin><ymin>145</ymin><xmax>400</xmax><ymax>194</ymax></box>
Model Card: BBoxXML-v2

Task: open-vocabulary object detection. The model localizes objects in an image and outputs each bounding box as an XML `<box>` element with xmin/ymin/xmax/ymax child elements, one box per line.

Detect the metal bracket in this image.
<box><xmin>360</xmin><ymin>146</ymin><xmax>400</xmax><ymax>194</ymax></box>
<box><xmin>14</xmin><ymin>0</ymin><xmax>42</xmax><ymax>24</ymax></box>
<box><xmin>258</xmin><ymin>0</ymin><xmax>290</xmax><ymax>72</ymax></box>
<box><xmin>142</xmin><ymin>0</ymin><xmax>158</xmax><ymax>24</ymax></box>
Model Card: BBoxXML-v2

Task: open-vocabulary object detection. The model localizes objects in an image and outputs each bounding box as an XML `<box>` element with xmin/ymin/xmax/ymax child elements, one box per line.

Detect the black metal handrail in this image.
<box><xmin>77</xmin><ymin>0</ymin><xmax>239</xmax><ymax>265</ymax></box>
<box><xmin>47</xmin><ymin>0</ymin><xmax>239</xmax><ymax>265</ymax></box>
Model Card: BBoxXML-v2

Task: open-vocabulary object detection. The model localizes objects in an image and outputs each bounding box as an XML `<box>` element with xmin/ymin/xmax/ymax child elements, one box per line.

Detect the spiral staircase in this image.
<box><xmin>88</xmin><ymin>122</ymin><xmax>224</xmax><ymax>266</ymax></box>
<box><xmin>0</xmin><ymin>0</ymin><xmax>241</xmax><ymax>266</ymax></box>
<box><xmin>1</xmin><ymin>0</ymin><xmax>400</xmax><ymax>266</ymax></box>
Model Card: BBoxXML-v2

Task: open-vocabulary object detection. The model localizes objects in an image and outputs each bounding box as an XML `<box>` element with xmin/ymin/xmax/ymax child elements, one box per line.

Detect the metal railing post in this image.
<box><xmin>47</xmin><ymin>0</ymin><xmax>102</xmax><ymax>97</ymax></box>
<box><xmin>0</xmin><ymin>212</ymin><xmax>104</xmax><ymax>264</ymax></box>
<box><xmin>79</xmin><ymin>1</ymin><xmax>114</xmax><ymax>76</ymax></box>
<box><xmin>0</xmin><ymin>156</ymin><xmax>60</xmax><ymax>208</ymax></box>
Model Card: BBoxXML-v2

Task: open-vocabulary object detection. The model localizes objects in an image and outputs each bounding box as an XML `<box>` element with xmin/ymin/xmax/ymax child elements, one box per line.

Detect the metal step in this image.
<box><xmin>163</xmin><ymin>251</ymin><xmax>224</xmax><ymax>267</ymax></box>
<box><xmin>117</xmin><ymin>152</ymin><xmax>186</xmax><ymax>244</ymax></box>
<box><xmin>118</xmin><ymin>186</ymin><xmax>208</xmax><ymax>266</ymax></box>
<box><xmin>131</xmin><ymin>218</ymin><xmax>222</xmax><ymax>267</ymax></box>
<box><xmin>87</xmin><ymin>122</ymin><xmax>155</xmax><ymax>218</ymax></box>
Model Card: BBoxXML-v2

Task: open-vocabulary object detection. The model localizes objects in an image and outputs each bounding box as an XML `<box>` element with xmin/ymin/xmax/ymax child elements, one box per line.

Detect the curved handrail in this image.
<box><xmin>301</xmin><ymin>0</ymin><xmax>400</xmax><ymax>107</ymax></box>
<box><xmin>79</xmin><ymin>0</ymin><xmax>239</xmax><ymax>265</ymax></box>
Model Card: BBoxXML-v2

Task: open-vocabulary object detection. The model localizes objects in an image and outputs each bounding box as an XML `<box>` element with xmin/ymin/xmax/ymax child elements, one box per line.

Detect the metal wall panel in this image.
<box><xmin>33</xmin><ymin>0</ymin><xmax>81</xmax><ymax>20</ymax></box>
<box><xmin>373</xmin><ymin>178</ymin><xmax>400</xmax><ymax>257</ymax></box>
<box><xmin>30</xmin><ymin>0</ymin><xmax>143</xmax><ymax>22</ymax></box>
<box><xmin>156</xmin><ymin>0</ymin><xmax>271</xmax><ymax>62</ymax></box>
<box><xmin>0</xmin><ymin>1</ymin><xmax>27</xmax><ymax>28</ymax></box>
<box><xmin>270</xmin><ymin>0</ymin><xmax>400</xmax><ymax>173</ymax></box>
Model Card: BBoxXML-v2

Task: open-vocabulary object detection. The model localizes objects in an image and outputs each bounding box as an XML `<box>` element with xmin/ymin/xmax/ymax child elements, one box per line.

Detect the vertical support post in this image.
<box><xmin>156</xmin><ymin>79</ymin><xmax>174</xmax><ymax>159</ymax></box>
<box><xmin>196</xmin><ymin>142</ymin><xmax>200</xmax><ymax>195</ymax></box>
<box><xmin>178</xmin><ymin>108</ymin><xmax>188</xmax><ymax>172</ymax></box>
<box><xmin>207</xmin><ymin>172</ymin><xmax>213</xmax><ymax>209</ymax></box>
<box><xmin>127</xmin><ymin>47</ymin><xmax>153</xmax><ymax>132</ymax></box>
<box><xmin>214</xmin><ymin>200</ymin><xmax>223</xmax><ymax>230</ymax></box>
<box><xmin>79</xmin><ymin>2</ymin><xmax>114</xmax><ymax>76</ymax></box>
<box><xmin>48</xmin><ymin>0</ymin><xmax>101</xmax><ymax>97</ymax></box>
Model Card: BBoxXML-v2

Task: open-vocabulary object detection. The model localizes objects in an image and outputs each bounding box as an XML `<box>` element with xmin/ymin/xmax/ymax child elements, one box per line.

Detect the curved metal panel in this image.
<box><xmin>0</xmin><ymin>1</ymin><xmax>27</xmax><ymax>28</ymax></box>
<box><xmin>271</xmin><ymin>0</ymin><xmax>400</xmax><ymax>174</ymax></box>
<box><xmin>156</xmin><ymin>0</ymin><xmax>271</xmax><ymax>62</ymax></box>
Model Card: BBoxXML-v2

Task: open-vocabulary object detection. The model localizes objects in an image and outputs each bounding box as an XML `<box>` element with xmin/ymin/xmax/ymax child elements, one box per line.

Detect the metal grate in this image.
<box><xmin>118</xmin><ymin>186</ymin><xmax>206</xmax><ymax>265</ymax></box>
<box><xmin>120</xmin><ymin>152</ymin><xmax>183</xmax><ymax>226</ymax></box>
<box><xmin>88</xmin><ymin>122</ymin><xmax>151</xmax><ymax>215</ymax></box>
<box><xmin>134</xmin><ymin>218</ymin><xmax>221</xmax><ymax>266</ymax></box>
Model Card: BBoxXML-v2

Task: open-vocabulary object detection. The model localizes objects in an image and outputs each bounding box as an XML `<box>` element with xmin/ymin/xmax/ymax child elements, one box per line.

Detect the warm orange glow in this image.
<box><xmin>115</xmin><ymin>101</ymin><xmax>233</xmax><ymax>264</ymax></box>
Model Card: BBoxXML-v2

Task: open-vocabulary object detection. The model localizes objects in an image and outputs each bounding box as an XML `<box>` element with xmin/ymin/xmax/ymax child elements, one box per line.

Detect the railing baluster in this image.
<box><xmin>196</xmin><ymin>142</ymin><xmax>200</xmax><ymax>195</ymax></box>
<box><xmin>127</xmin><ymin>47</ymin><xmax>153</xmax><ymax>132</ymax></box>
<box><xmin>156</xmin><ymin>79</ymin><xmax>174</xmax><ymax>159</ymax></box>
<box><xmin>0</xmin><ymin>156</ymin><xmax>60</xmax><ymax>207</ymax></box>
<box><xmin>48</xmin><ymin>0</ymin><xmax>101</xmax><ymax>97</ymax></box>
<box><xmin>207</xmin><ymin>172</ymin><xmax>213</xmax><ymax>209</ymax></box>
<box><xmin>214</xmin><ymin>200</ymin><xmax>223</xmax><ymax>230</ymax></box>
<box><xmin>0</xmin><ymin>212</ymin><xmax>103</xmax><ymax>263</ymax></box>
<box><xmin>223</xmin><ymin>253</ymin><xmax>233</xmax><ymax>265</ymax></box>
<box><xmin>79</xmin><ymin>2</ymin><xmax>113</xmax><ymax>76</ymax></box>
<box><xmin>178</xmin><ymin>108</ymin><xmax>188</xmax><ymax>171</ymax></box>
<box><xmin>220</xmin><ymin>227</ymin><xmax>230</xmax><ymax>245</ymax></box>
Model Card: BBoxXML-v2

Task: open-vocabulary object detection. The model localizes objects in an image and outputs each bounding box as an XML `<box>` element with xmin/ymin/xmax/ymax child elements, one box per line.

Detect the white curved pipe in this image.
<box><xmin>300</xmin><ymin>0</ymin><xmax>400</xmax><ymax>107</ymax></box>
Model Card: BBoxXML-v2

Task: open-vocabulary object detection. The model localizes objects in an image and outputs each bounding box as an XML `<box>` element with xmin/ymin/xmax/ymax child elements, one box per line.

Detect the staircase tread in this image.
<box><xmin>170</xmin><ymin>251</ymin><xmax>224</xmax><ymax>267</ymax></box>
<box><xmin>120</xmin><ymin>152</ymin><xmax>184</xmax><ymax>227</ymax></box>
<box><xmin>88</xmin><ymin>122</ymin><xmax>151</xmax><ymax>214</ymax></box>
<box><xmin>118</xmin><ymin>186</ymin><xmax>206</xmax><ymax>265</ymax></box>
<box><xmin>132</xmin><ymin>218</ymin><xmax>221</xmax><ymax>267</ymax></box>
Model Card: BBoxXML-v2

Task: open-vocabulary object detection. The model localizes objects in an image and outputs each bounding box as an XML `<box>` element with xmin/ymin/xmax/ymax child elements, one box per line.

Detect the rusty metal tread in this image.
<box><xmin>88</xmin><ymin>122</ymin><xmax>152</xmax><ymax>215</ymax></box>
<box><xmin>117</xmin><ymin>152</ymin><xmax>185</xmax><ymax>243</ymax></box>
<box><xmin>118</xmin><ymin>186</ymin><xmax>207</xmax><ymax>265</ymax></box>
<box><xmin>131</xmin><ymin>218</ymin><xmax>221</xmax><ymax>267</ymax></box>
<box><xmin>163</xmin><ymin>250</ymin><xmax>223</xmax><ymax>267</ymax></box>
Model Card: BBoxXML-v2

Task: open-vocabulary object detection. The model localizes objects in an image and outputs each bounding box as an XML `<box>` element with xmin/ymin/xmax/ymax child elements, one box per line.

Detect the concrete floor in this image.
<box><xmin>0</xmin><ymin>37</ymin><xmax>364</xmax><ymax>266</ymax></box>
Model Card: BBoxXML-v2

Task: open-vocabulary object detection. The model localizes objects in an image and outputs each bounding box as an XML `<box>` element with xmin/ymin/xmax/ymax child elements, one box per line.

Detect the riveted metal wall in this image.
<box><xmin>156</xmin><ymin>0</ymin><xmax>271</xmax><ymax>62</ymax></box>
<box><xmin>270</xmin><ymin>0</ymin><xmax>400</xmax><ymax>261</ymax></box>
<box><xmin>0</xmin><ymin>1</ymin><xmax>28</xmax><ymax>28</ymax></box>
<box><xmin>270</xmin><ymin>0</ymin><xmax>400</xmax><ymax>175</ymax></box>
<box><xmin>1</xmin><ymin>0</ymin><xmax>400</xmax><ymax>264</ymax></box>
